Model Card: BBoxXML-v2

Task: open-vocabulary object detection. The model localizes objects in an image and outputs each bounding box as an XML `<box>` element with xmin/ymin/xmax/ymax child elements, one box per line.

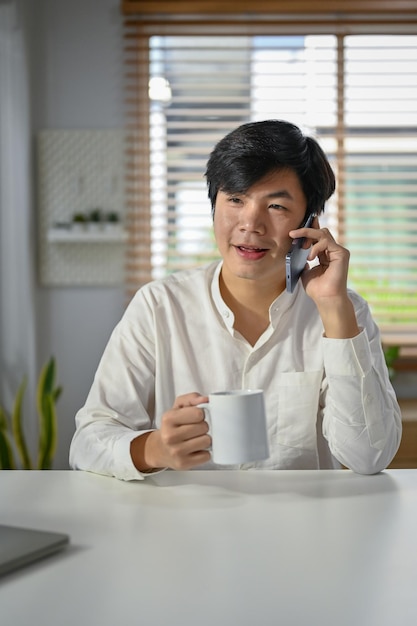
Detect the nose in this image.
<box><xmin>239</xmin><ymin>202</ymin><xmax>266</xmax><ymax>234</ymax></box>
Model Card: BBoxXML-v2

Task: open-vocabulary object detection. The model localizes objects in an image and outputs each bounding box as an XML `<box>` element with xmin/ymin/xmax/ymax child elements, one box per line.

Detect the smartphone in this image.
<box><xmin>285</xmin><ymin>213</ymin><xmax>315</xmax><ymax>293</ymax></box>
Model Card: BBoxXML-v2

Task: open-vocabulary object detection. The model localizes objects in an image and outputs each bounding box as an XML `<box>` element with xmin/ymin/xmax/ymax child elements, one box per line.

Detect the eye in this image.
<box><xmin>228</xmin><ymin>196</ymin><xmax>243</xmax><ymax>205</ymax></box>
<box><xmin>268</xmin><ymin>203</ymin><xmax>287</xmax><ymax>211</ymax></box>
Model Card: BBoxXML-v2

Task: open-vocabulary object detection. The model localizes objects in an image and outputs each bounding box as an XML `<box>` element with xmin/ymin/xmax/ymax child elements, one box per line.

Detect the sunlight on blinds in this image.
<box><xmin>342</xmin><ymin>36</ymin><xmax>417</xmax><ymax>331</ymax></box>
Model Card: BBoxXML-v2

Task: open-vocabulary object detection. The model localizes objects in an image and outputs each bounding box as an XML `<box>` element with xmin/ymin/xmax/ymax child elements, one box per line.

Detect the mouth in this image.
<box><xmin>234</xmin><ymin>245</ymin><xmax>268</xmax><ymax>260</ymax></box>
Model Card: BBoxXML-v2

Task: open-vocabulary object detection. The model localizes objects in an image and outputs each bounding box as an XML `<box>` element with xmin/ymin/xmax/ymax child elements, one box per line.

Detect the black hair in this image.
<box><xmin>205</xmin><ymin>119</ymin><xmax>335</xmax><ymax>217</ymax></box>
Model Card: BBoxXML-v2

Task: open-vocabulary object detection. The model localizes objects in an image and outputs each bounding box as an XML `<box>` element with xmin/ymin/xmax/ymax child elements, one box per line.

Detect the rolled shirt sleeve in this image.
<box><xmin>321</xmin><ymin>327</ymin><xmax>402</xmax><ymax>474</ymax></box>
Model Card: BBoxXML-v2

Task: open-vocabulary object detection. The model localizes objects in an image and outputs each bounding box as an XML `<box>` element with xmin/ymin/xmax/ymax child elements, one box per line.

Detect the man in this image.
<box><xmin>70</xmin><ymin>120</ymin><xmax>401</xmax><ymax>480</ymax></box>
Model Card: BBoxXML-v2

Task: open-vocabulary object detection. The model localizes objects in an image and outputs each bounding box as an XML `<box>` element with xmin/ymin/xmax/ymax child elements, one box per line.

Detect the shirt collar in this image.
<box><xmin>211</xmin><ymin>261</ymin><xmax>235</xmax><ymax>331</ymax></box>
<box><xmin>210</xmin><ymin>261</ymin><xmax>300</xmax><ymax>333</ymax></box>
<box><xmin>269</xmin><ymin>283</ymin><xmax>299</xmax><ymax>326</ymax></box>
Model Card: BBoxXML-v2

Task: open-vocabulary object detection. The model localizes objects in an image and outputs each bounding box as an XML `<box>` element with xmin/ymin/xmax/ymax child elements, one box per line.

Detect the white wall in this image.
<box><xmin>29</xmin><ymin>0</ymin><xmax>126</xmax><ymax>468</ymax></box>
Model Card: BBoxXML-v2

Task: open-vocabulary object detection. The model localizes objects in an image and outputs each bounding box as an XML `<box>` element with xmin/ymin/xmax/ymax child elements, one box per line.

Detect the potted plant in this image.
<box><xmin>71</xmin><ymin>212</ymin><xmax>88</xmax><ymax>233</ymax></box>
<box><xmin>88</xmin><ymin>208</ymin><xmax>103</xmax><ymax>232</ymax></box>
<box><xmin>0</xmin><ymin>357</ymin><xmax>62</xmax><ymax>470</ymax></box>
<box><xmin>104</xmin><ymin>211</ymin><xmax>122</xmax><ymax>233</ymax></box>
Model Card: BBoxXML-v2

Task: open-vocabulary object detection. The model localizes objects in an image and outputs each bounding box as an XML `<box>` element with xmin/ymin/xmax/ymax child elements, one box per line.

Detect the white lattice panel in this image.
<box><xmin>38</xmin><ymin>129</ymin><xmax>126</xmax><ymax>286</ymax></box>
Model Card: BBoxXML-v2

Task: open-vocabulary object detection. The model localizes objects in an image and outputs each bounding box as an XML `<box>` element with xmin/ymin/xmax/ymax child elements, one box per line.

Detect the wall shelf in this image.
<box><xmin>47</xmin><ymin>228</ymin><xmax>127</xmax><ymax>244</ymax></box>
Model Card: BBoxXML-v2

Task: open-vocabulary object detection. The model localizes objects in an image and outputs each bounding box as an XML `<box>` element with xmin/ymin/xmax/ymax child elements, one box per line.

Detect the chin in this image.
<box><xmin>233</xmin><ymin>265</ymin><xmax>268</xmax><ymax>282</ymax></box>
<box><xmin>235</xmin><ymin>272</ymin><xmax>258</xmax><ymax>281</ymax></box>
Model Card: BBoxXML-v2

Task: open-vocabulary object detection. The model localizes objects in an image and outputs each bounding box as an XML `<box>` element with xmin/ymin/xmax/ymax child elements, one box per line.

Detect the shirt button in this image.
<box><xmin>223</xmin><ymin>311</ymin><xmax>230</xmax><ymax>318</ymax></box>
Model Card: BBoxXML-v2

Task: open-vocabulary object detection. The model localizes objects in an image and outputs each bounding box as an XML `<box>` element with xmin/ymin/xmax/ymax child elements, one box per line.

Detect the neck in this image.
<box><xmin>220</xmin><ymin>264</ymin><xmax>285</xmax><ymax>310</ymax></box>
<box><xmin>219</xmin><ymin>267</ymin><xmax>285</xmax><ymax>345</ymax></box>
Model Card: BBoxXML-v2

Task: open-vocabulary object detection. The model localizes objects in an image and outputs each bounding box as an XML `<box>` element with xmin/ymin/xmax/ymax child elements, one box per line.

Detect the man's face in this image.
<box><xmin>213</xmin><ymin>168</ymin><xmax>308</xmax><ymax>290</ymax></box>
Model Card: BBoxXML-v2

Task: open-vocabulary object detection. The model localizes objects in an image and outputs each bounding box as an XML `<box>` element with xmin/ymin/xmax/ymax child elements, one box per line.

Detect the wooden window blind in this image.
<box><xmin>121</xmin><ymin>1</ymin><xmax>417</xmax><ymax>346</ymax></box>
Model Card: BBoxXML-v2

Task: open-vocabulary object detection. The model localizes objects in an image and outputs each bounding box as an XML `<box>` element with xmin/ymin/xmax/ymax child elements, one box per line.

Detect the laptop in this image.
<box><xmin>0</xmin><ymin>524</ymin><xmax>69</xmax><ymax>577</ymax></box>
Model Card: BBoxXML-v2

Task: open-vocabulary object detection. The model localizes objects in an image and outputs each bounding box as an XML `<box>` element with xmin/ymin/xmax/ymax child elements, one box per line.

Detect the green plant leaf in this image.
<box><xmin>0</xmin><ymin>429</ymin><xmax>16</xmax><ymax>469</ymax></box>
<box><xmin>0</xmin><ymin>404</ymin><xmax>8</xmax><ymax>430</ymax></box>
<box><xmin>37</xmin><ymin>358</ymin><xmax>59</xmax><ymax>470</ymax></box>
<box><xmin>37</xmin><ymin>358</ymin><xmax>54</xmax><ymax>434</ymax></box>
<box><xmin>0</xmin><ymin>405</ymin><xmax>16</xmax><ymax>469</ymax></box>
<box><xmin>53</xmin><ymin>386</ymin><xmax>63</xmax><ymax>402</ymax></box>
<box><xmin>37</xmin><ymin>394</ymin><xmax>57</xmax><ymax>470</ymax></box>
<box><xmin>11</xmin><ymin>378</ymin><xmax>32</xmax><ymax>470</ymax></box>
<box><xmin>39</xmin><ymin>358</ymin><xmax>56</xmax><ymax>398</ymax></box>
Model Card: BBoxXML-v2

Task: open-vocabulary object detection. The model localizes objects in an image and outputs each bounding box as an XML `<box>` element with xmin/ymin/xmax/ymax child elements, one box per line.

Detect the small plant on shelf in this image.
<box><xmin>104</xmin><ymin>211</ymin><xmax>121</xmax><ymax>232</ymax></box>
<box><xmin>72</xmin><ymin>212</ymin><xmax>88</xmax><ymax>231</ymax></box>
<box><xmin>72</xmin><ymin>212</ymin><xmax>87</xmax><ymax>223</ymax></box>
<box><xmin>106</xmin><ymin>211</ymin><xmax>120</xmax><ymax>223</ymax></box>
<box><xmin>87</xmin><ymin>208</ymin><xmax>103</xmax><ymax>232</ymax></box>
<box><xmin>89</xmin><ymin>208</ymin><xmax>103</xmax><ymax>223</ymax></box>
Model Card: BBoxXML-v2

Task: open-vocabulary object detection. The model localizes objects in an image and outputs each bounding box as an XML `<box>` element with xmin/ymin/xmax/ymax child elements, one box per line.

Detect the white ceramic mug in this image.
<box><xmin>199</xmin><ymin>389</ymin><xmax>269</xmax><ymax>465</ymax></box>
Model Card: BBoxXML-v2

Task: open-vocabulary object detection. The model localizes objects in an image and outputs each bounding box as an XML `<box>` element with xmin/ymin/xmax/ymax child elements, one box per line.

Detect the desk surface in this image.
<box><xmin>1</xmin><ymin>469</ymin><xmax>417</xmax><ymax>626</ymax></box>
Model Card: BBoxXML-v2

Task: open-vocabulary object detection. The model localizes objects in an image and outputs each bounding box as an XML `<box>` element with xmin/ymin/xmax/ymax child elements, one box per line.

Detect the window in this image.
<box><xmin>122</xmin><ymin>3</ymin><xmax>417</xmax><ymax>345</ymax></box>
<box><xmin>343</xmin><ymin>36</ymin><xmax>417</xmax><ymax>336</ymax></box>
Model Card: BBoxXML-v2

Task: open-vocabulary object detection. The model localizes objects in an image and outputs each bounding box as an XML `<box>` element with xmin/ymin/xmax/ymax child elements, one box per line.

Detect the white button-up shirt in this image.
<box><xmin>70</xmin><ymin>261</ymin><xmax>402</xmax><ymax>480</ymax></box>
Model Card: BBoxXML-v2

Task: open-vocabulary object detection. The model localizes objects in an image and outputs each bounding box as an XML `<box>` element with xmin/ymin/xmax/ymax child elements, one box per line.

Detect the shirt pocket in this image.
<box><xmin>269</xmin><ymin>371</ymin><xmax>323</xmax><ymax>451</ymax></box>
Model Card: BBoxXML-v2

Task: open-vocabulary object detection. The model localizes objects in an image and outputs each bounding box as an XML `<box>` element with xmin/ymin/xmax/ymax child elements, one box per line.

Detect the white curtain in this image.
<box><xmin>0</xmin><ymin>0</ymin><xmax>37</xmax><ymax>432</ymax></box>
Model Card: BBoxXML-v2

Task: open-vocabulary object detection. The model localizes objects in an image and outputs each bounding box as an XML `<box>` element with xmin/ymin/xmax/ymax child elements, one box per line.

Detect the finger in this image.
<box><xmin>308</xmin><ymin>239</ymin><xmax>329</xmax><ymax>261</ymax></box>
<box><xmin>307</xmin><ymin>229</ymin><xmax>338</xmax><ymax>259</ymax></box>
<box><xmin>316</xmin><ymin>227</ymin><xmax>335</xmax><ymax>242</ymax></box>
<box><xmin>315</xmin><ymin>249</ymin><xmax>330</xmax><ymax>267</ymax></box>
<box><xmin>162</xmin><ymin>405</ymin><xmax>208</xmax><ymax>431</ymax></box>
<box><xmin>316</xmin><ymin>232</ymin><xmax>349</xmax><ymax>259</ymax></box>
<box><xmin>162</xmin><ymin>426</ymin><xmax>211</xmax><ymax>453</ymax></box>
<box><xmin>173</xmin><ymin>392</ymin><xmax>208</xmax><ymax>409</ymax></box>
<box><xmin>162</xmin><ymin>432</ymin><xmax>212</xmax><ymax>470</ymax></box>
<box><xmin>291</xmin><ymin>225</ymin><xmax>334</xmax><ymax>245</ymax></box>
<box><xmin>169</xmin><ymin>448</ymin><xmax>212</xmax><ymax>471</ymax></box>
<box><xmin>307</xmin><ymin>227</ymin><xmax>334</xmax><ymax>246</ymax></box>
<box><xmin>163</xmin><ymin>419</ymin><xmax>210</xmax><ymax>445</ymax></box>
<box><xmin>180</xmin><ymin>433</ymin><xmax>212</xmax><ymax>454</ymax></box>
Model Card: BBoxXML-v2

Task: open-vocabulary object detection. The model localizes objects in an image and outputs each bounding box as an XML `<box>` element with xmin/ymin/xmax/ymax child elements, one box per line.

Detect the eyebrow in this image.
<box><xmin>222</xmin><ymin>188</ymin><xmax>295</xmax><ymax>201</ymax></box>
<box><xmin>265</xmin><ymin>190</ymin><xmax>294</xmax><ymax>200</ymax></box>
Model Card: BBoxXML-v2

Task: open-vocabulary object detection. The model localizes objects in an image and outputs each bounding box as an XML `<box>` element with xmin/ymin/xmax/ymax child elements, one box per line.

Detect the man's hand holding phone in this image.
<box><xmin>288</xmin><ymin>216</ymin><xmax>360</xmax><ymax>339</ymax></box>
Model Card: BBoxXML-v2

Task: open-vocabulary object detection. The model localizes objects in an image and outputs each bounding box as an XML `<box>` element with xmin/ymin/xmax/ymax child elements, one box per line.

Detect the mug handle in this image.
<box><xmin>197</xmin><ymin>402</ymin><xmax>212</xmax><ymax>448</ymax></box>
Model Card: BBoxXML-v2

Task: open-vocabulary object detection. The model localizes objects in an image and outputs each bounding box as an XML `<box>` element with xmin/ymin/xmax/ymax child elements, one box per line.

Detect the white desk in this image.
<box><xmin>1</xmin><ymin>469</ymin><xmax>417</xmax><ymax>626</ymax></box>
